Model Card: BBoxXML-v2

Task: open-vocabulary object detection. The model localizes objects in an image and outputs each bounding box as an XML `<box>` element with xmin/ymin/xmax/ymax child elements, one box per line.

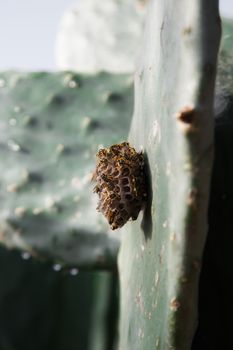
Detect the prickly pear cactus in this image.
<box><xmin>118</xmin><ymin>1</ymin><xmax>221</xmax><ymax>349</ymax></box>
<box><xmin>0</xmin><ymin>71</ymin><xmax>133</xmax><ymax>268</ymax></box>
<box><xmin>221</xmin><ymin>17</ymin><xmax>233</xmax><ymax>55</ymax></box>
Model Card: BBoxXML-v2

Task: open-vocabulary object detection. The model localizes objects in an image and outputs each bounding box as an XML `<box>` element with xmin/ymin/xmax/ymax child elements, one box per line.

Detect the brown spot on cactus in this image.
<box><xmin>176</xmin><ymin>105</ymin><xmax>196</xmax><ymax>124</ymax></box>
<box><xmin>170</xmin><ymin>297</ymin><xmax>180</xmax><ymax>312</ymax></box>
<box><xmin>187</xmin><ymin>188</ymin><xmax>198</xmax><ymax>209</ymax></box>
<box><xmin>176</xmin><ymin>105</ymin><xmax>198</xmax><ymax>133</ymax></box>
<box><xmin>183</xmin><ymin>26</ymin><xmax>192</xmax><ymax>35</ymax></box>
<box><xmin>93</xmin><ymin>142</ymin><xmax>147</xmax><ymax>230</ymax></box>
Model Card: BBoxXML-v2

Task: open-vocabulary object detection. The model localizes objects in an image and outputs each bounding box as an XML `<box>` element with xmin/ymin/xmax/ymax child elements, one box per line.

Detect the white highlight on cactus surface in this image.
<box><xmin>155</xmin><ymin>271</ymin><xmax>159</xmax><ymax>286</ymax></box>
<box><xmin>14</xmin><ymin>207</ymin><xmax>26</xmax><ymax>218</ymax></box>
<box><xmin>149</xmin><ymin>120</ymin><xmax>161</xmax><ymax>145</ymax></box>
<box><xmin>166</xmin><ymin>161</ymin><xmax>171</xmax><ymax>176</ymax></box>
<box><xmin>83</xmin><ymin>150</ymin><xmax>91</xmax><ymax>160</ymax></box>
<box><xmin>170</xmin><ymin>297</ymin><xmax>180</xmax><ymax>312</ymax></box>
<box><xmin>9</xmin><ymin>118</ymin><xmax>17</xmax><ymax>126</ymax></box>
<box><xmin>63</xmin><ymin>73</ymin><xmax>75</xmax><ymax>85</ymax></box>
<box><xmin>71</xmin><ymin>177</ymin><xmax>82</xmax><ymax>189</ymax></box>
<box><xmin>74</xmin><ymin>211</ymin><xmax>81</xmax><ymax>219</ymax></box>
<box><xmin>69</xmin><ymin>268</ymin><xmax>79</xmax><ymax>276</ymax></box>
<box><xmin>58</xmin><ymin>179</ymin><xmax>66</xmax><ymax>187</ymax></box>
<box><xmin>152</xmin><ymin>300</ymin><xmax>158</xmax><ymax>310</ymax></box>
<box><xmin>14</xmin><ymin>106</ymin><xmax>22</xmax><ymax>113</ymax></box>
<box><xmin>170</xmin><ymin>232</ymin><xmax>176</xmax><ymax>242</ymax></box>
<box><xmin>68</xmin><ymin>80</ymin><xmax>78</xmax><ymax>88</ymax></box>
<box><xmin>56</xmin><ymin>143</ymin><xmax>65</xmax><ymax>153</ymax></box>
<box><xmin>0</xmin><ymin>79</ymin><xmax>6</xmax><ymax>88</ymax></box>
<box><xmin>21</xmin><ymin>252</ymin><xmax>31</xmax><ymax>260</ymax></box>
<box><xmin>73</xmin><ymin>195</ymin><xmax>80</xmax><ymax>203</ymax></box>
<box><xmin>81</xmin><ymin>116</ymin><xmax>92</xmax><ymax>129</ymax></box>
<box><xmin>53</xmin><ymin>263</ymin><xmax>62</xmax><ymax>272</ymax></box>
<box><xmin>138</xmin><ymin>328</ymin><xmax>145</xmax><ymax>339</ymax></box>
<box><xmin>139</xmin><ymin>144</ymin><xmax>144</xmax><ymax>152</ymax></box>
<box><xmin>8</xmin><ymin>139</ymin><xmax>20</xmax><ymax>152</ymax></box>
<box><xmin>33</xmin><ymin>207</ymin><xmax>44</xmax><ymax>215</ymax></box>
<box><xmin>71</xmin><ymin>173</ymin><xmax>93</xmax><ymax>190</ymax></box>
<box><xmin>44</xmin><ymin>196</ymin><xmax>56</xmax><ymax>209</ymax></box>
<box><xmin>7</xmin><ymin>183</ymin><xmax>18</xmax><ymax>193</ymax></box>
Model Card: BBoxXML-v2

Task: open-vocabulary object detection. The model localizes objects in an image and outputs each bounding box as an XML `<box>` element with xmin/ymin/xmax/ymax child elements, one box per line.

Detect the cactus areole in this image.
<box><xmin>94</xmin><ymin>142</ymin><xmax>147</xmax><ymax>230</ymax></box>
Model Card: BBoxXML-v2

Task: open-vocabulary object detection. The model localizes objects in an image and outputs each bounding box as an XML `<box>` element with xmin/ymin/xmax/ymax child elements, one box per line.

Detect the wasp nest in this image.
<box><xmin>93</xmin><ymin>142</ymin><xmax>147</xmax><ymax>230</ymax></box>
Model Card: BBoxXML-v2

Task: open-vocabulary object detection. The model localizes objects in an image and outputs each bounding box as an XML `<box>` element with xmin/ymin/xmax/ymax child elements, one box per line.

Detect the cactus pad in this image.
<box><xmin>0</xmin><ymin>71</ymin><xmax>133</xmax><ymax>268</ymax></box>
<box><xmin>118</xmin><ymin>0</ymin><xmax>221</xmax><ymax>349</ymax></box>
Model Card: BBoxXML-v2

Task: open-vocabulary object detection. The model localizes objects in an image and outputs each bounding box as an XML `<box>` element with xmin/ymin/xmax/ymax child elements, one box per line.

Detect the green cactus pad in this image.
<box><xmin>0</xmin><ymin>71</ymin><xmax>133</xmax><ymax>269</ymax></box>
<box><xmin>118</xmin><ymin>1</ymin><xmax>221</xmax><ymax>349</ymax></box>
<box><xmin>221</xmin><ymin>18</ymin><xmax>233</xmax><ymax>55</ymax></box>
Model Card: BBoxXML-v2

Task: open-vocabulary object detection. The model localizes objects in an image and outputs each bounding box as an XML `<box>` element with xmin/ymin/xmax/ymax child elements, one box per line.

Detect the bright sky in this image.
<box><xmin>0</xmin><ymin>0</ymin><xmax>232</xmax><ymax>71</ymax></box>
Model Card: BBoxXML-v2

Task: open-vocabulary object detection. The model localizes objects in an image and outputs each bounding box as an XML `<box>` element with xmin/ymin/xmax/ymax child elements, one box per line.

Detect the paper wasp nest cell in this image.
<box><xmin>93</xmin><ymin>142</ymin><xmax>147</xmax><ymax>230</ymax></box>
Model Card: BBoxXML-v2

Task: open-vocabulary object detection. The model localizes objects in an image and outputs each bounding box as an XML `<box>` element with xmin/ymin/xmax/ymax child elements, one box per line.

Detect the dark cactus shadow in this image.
<box><xmin>141</xmin><ymin>152</ymin><xmax>153</xmax><ymax>240</ymax></box>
